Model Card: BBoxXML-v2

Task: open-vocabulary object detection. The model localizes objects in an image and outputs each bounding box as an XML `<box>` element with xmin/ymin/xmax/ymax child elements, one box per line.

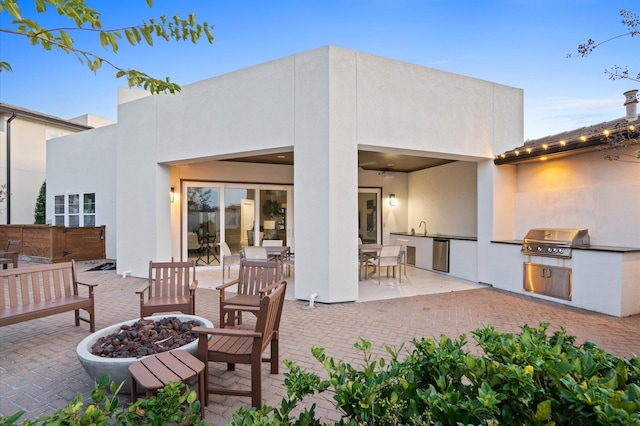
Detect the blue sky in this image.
<box><xmin>1</xmin><ymin>0</ymin><xmax>638</xmax><ymax>140</ymax></box>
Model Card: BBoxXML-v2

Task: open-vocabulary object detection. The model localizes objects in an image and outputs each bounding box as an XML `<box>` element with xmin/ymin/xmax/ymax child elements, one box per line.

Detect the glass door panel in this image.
<box><xmin>358</xmin><ymin>189</ymin><xmax>381</xmax><ymax>244</ymax></box>
<box><xmin>224</xmin><ymin>188</ymin><xmax>255</xmax><ymax>253</ymax></box>
<box><xmin>186</xmin><ymin>186</ymin><xmax>220</xmax><ymax>266</ymax></box>
<box><xmin>259</xmin><ymin>189</ymin><xmax>287</xmax><ymax>245</ymax></box>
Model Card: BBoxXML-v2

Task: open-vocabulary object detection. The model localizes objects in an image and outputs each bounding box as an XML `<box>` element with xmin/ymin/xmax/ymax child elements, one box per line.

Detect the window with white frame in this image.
<box><xmin>54</xmin><ymin>193</ymin><xmax>96</xmax><ymax>227</ymax></box>
<box><xmin>54</xmin><ymin>195</ymin><xmax>65</xmax><ymax>225</ymax></box>
<box><xmin>83</xmin><ymin>193</ymin><xmax>96</xmax><ymax>226</ymax></box>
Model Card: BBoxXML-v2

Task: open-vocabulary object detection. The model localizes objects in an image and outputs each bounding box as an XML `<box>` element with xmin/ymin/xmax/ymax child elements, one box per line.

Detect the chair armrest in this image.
<box><xmin>135</xmin><ymin>282</ymin><xmax>151</xmax><ymax>295</ymax></box>
<box><xmin>192</xmin><ymin>326</ymin><xmax>261</xmax><ymax>338</ymax></box>
<box><xmin>189</xmin><ymin>279</ymin><xmax>198</xmax><ymax>291</ymax></box>
<box><xmin>258</xmin><ymin>281</ymin><xmax>282</xmax><ymax>297</ymax></box>
<box><xmin>77</xmin><ymin>281</ymin><xmax>97</xmax><ymax>298</ymax></box>
<box><xmin>216</xmin><ymin>279</ymin><xmax>239</xmax><ymax>291</ymax></box>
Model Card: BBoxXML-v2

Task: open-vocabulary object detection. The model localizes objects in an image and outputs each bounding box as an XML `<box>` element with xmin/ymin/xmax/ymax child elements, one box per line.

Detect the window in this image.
<box><xmin>83</xmin><ymin>194</ymin><xmax>96</xmax><ymax>226</ymax></box>
<box><xmin>68</xmin><ymin>194</ymin><xmax>80</xmax><ymax>226</ymax></box>
<box><xmin>54</xmin><ymin>195</ymin><xmax>65</xmax><ymax>225</ymax></box>
<box><xmin>54</xmin><ymin>193</ymin><xmax>96</xmax><ymax>227</ymax></box>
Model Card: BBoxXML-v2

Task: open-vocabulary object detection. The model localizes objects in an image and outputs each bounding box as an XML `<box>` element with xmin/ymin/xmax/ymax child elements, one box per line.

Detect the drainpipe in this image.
<box><xmin>5</xmin><ymin>113</ymin><xmax>16</xmax><ymax>224</ymax></box>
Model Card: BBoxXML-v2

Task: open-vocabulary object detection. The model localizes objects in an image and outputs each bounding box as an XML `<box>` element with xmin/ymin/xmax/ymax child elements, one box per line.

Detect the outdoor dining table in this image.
<box><xmin>358</xmin><ymin>244</ymin><xmax>382</xmax><ymax>280</ymax></box>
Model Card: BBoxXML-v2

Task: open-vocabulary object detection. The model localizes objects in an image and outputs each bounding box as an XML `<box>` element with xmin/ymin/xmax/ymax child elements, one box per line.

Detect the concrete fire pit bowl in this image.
<box><xmin>76</xmin><ymin>314</ymin><xmax>213</xmax><ymax>394</ymax></box>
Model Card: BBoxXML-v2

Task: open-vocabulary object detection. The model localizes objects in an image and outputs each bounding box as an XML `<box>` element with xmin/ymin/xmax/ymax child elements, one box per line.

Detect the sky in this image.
<box><xmin>0</xmin><ymin>0</ymin><xmax>638</xmax><ymax>141</ymax></box>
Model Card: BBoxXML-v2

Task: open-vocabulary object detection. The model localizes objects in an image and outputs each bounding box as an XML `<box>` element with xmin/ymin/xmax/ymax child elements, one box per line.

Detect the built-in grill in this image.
<box><xmin>521</xmin><ymin>228</ymin><xmax>590</xmax><ymax>259</ymax></box>
<box><xmin>521</xmin><ymin>228</ymin><xmax>590</xmax><ymax>301</ymax></box>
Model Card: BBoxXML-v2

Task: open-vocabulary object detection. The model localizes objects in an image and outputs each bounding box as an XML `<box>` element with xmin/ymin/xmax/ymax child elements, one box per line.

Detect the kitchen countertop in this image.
<box><xmin>492</xmin><ymin>239</ymin><xmax>640</xmax><ymax>253</ymax></box>
<box><xmin>391</xmin><ymin>232</ymin><xmax>477</xmax><ymax>241</ymax></box>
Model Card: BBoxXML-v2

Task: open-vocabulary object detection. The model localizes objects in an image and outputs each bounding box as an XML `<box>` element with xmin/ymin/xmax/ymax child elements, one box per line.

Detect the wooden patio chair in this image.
<box><xmin>136</xmin><ymin>260</ymin><xmax>198</xmax><ymax>317</ymax></box>
<box><xmin>216</xmin><ymin>258</ymin><xmax>279</xmax><ymax>327</ymax></box>
<box><xmin>193</xmin><ymin>280</ymin><xmax>287</xmax><ymax>408</ymax></box>
<box><xmin>0</xmin><ymin>240</ymin><xmax>21</xmax><ymax>269</ymax></box>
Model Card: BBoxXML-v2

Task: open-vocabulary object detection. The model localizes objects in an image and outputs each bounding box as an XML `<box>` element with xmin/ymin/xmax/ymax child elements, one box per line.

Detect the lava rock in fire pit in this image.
<box><xmin>90</xmin><ymin>317</ymin><xmax>198</xmax><ymax>358</ymax></box>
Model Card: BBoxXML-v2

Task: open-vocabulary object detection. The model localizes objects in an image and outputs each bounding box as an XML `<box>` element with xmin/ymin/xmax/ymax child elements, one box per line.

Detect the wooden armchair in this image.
<box><xmin>136</xmin><ymin>260</ymin><xmax>198</xmax><ymax>318</ymax></box>
<box><xmin>193</xmin><ymin>281</ymin><xmax>286</xmax><ymax>408</ymax></box>
<box><xmin>216</xmin><ymin>259</ymin><xmax>279</xmax><ymax>327</ymax></box>
<box><xmin>0</xmin><ymin>240</ymin><xmax>21</xmax><ymax>269</ymax></box>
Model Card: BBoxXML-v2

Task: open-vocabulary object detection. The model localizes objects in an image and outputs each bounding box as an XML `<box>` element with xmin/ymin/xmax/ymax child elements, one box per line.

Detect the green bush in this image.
<box><xmin>230</xmin><ymin>322</ymin><xmax>640</xmax><ymax>425</ymax></box>
<box><xmin>0</xmin><ymin>375</ymin><xmax>209</xmax><ymax>426</ymax></box>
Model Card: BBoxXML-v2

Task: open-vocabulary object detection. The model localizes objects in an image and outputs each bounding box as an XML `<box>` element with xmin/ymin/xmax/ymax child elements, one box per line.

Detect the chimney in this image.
<box><xmin>624</xmin><ymin>89</ymin><xmax>638</xmax><ymax>122</ymax></box>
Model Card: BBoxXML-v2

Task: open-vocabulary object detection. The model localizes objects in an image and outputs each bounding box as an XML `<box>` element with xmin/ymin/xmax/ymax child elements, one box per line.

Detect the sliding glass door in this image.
<box><xmin>182</xmin><ymin>182</ymin><xmax>291</xmax><ymax>267</ymax></box>
<box><xmin>186</xmin><ymin>186</ymin><xmax>220</xmax><ymax>266</ymax></box>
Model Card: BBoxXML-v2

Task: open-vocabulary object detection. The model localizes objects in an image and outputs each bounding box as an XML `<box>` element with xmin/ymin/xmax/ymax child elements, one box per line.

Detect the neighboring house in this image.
<box><xmin>45</xmin><ymin>46</ymin><xmax>640</xmax><ymax>316</ymax></box>
<box><xmin>0</xmin><ymin>103</ymin><xmax>113</xmax><ymax>224</ymax></box>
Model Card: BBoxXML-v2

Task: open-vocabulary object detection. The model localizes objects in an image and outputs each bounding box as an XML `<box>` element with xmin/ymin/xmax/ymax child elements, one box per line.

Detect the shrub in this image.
<box><xmin>229</xmin><ymin>322</ymin><xmax>640</xmax><ymax>425</ymax></box>
<box><xmin>0</xmin><ymin>375</ymin><xmax>209</xmax><ymax>426</ymax></box>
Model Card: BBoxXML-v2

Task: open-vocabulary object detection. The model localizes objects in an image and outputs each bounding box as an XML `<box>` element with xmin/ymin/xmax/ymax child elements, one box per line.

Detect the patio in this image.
<box><xmin>2</xmin><ymin>260</ymin><xmax>640</xmax><ymax>424</ymax></box>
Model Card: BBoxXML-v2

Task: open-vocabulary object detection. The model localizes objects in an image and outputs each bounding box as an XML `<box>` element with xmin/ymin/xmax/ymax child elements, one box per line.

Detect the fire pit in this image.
<box><xmin>76</xmin><ymin>314</ymin><xmax>213</xmax><ymax>394</ymax></box>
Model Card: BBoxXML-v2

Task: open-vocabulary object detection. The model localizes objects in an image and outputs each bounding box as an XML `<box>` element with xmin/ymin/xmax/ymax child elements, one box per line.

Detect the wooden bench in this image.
<box><xmin>0</xmin><ymin>260</ymin><xmax>97</xmax><ymax>332</ymax></box>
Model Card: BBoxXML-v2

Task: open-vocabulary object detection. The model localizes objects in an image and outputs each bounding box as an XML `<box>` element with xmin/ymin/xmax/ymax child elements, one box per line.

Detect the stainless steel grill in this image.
<box><xmin>521</xmin><ymin>228</ymin><xmax>590</xmax><ymax>258</ymax></box>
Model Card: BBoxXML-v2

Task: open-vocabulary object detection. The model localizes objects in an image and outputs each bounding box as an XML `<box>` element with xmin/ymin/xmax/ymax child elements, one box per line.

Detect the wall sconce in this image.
<box><xmin>170</xmin><ymin>187</ymin><xmax>175</xmax><ymax>203</ymax></box>
<box><xmin>388</xmin><ymin>194</ymin><xmax>396</xmax><ymax>207</ymax></box>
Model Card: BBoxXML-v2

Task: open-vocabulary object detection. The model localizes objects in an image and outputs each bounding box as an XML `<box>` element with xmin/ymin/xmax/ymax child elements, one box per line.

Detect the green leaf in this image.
<box><xmin>534</xmin><ymin>400</ymin><xmax>552</xmax><ymax>421</ymax></box>
<box><xmin>34</xmin><ymin>0</ymin><xmax>46</xmax><ymax>13</ymax></box>
<box><xmin>2</xmin><ymin>0</ymin><xmax>22</xmax><ymax>19</ymax></box>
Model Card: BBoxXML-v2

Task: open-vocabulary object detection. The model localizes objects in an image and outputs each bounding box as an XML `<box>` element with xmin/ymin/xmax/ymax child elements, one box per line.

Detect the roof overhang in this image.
<box><xmin>494</xmin><ymin>117</ymin><xmax>640</xmax><ymax>165</ymax></box>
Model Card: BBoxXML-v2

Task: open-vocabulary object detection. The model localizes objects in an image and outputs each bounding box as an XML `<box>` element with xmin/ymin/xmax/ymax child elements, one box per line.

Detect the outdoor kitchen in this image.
<box><xmin>488</xmin><ymin>92</ymin><xmax>640</xmax><ymax>317</ymax></box>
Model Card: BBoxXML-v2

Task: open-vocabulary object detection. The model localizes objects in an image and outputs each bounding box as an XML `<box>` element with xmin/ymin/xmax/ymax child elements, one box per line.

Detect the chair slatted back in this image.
<box><xmin>237</xmin><ymin>259</ymin><xmax>279</xmax><ymax>297</ymax></box>
<box><xmin>1</xmin><ymin>261</ymin><xmax>76</xmax><ymax>308</ymax></box>
<box><xmin>254</xmin><ymin>281</ymin><xmax>287</xmax><ymax>353</ymax></box>
<box><xmin>148</xmin><ymin>260</ymin><xmax>196</xmax><ymax>298</ymax></box>
<box><xmin>4</xmin><ymin>240</ymin><xmax>20</xmax><ymax>253</ymax></box>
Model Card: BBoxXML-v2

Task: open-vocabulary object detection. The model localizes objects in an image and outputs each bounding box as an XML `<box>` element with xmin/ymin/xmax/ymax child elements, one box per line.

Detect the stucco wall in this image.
<box><xmin>407</xmin><ymin>161</ymin><xmax>478</xmax><ymax>237</ymax></box>
<box><xmin>46</xmin><ymin>46</ymin><xmax>523</xmax><ymax>302</ymax></box>
<box><xmin>46</xmin><ymin>124</ymin><xmax>117</xmax><ymax>258</ymax></box>
<box><xmin>514</xmin><ymin>150</ymin><xmax>640</xmax><ymax>247</ymax></box>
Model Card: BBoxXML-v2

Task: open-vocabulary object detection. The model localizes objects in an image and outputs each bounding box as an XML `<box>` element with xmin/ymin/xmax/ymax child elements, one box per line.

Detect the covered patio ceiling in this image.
<box><xmin>222</xmin><ymin>150</ymin><xmax>454</xmax><ymax>173</ymax></box>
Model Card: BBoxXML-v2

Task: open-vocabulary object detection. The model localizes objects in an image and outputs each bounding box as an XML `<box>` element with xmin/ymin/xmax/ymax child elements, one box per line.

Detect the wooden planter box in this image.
<box><xmin>0</xmin><ymin>225</ymin><xmax>106</xmax><ymax>263</ymax></box>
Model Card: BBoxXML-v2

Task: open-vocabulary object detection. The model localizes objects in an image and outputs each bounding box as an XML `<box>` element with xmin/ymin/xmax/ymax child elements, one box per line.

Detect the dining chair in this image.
<box><xmin>262</xmin><ymin>240</ymin><xmax>283</xmax><ymax>247</ymax></box>
<box><xmin>394</xmin><ymin>238</ymin><xmax>409</xmax><ymax>276</ymax></box>
<box><xmin>187</xmin><ymin>232</ymin><xmax>201</xmax><ymax>256</ymax></box>
<box><xmin>218</xmin><ymin>241</ymin><xmax>241</xmax><ymax>282</ymax></box>
<box><xmin>282</xmin><ymin>252</ymin><xmax>294</xmax><ymax>277</ymax></box>
<box><xmin>242</xmin><ymin>246</ymin><xmax>268</xmax><ymax>260</ymax></box>
<box><xmin>366</xmin><ymin>245</ymin><xmax>402</xmax><ymax>285</ymax></box>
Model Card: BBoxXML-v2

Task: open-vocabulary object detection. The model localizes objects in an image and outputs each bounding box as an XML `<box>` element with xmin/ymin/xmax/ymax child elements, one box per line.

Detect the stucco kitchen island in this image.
<box><xmin>391</xmin><ymin>232</ymin><xmax>478</xmax><ymax>282</ymax></box>
<box><xmin>491</xmin><ymin>240</ymin><xmax>640</xmax><ymax>317</ymax></box>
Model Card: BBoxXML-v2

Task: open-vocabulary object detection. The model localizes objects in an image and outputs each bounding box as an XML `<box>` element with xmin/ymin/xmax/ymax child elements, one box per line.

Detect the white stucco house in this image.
<box><xmin>0</xmin><ymin>104</ymin><xmax>113</xmax><ymax>225</ymax></box>
<box><xmin>46</xmin><ymin>46</ymin><xmax>640</xmax><ymax>316</ymax></box>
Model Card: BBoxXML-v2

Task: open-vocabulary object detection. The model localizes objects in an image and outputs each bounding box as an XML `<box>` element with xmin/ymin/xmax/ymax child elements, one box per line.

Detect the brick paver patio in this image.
<box><xmin>1</xmin><ymin>261</ymin><xmax>639</xmax><ymax>424</ymax></box>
